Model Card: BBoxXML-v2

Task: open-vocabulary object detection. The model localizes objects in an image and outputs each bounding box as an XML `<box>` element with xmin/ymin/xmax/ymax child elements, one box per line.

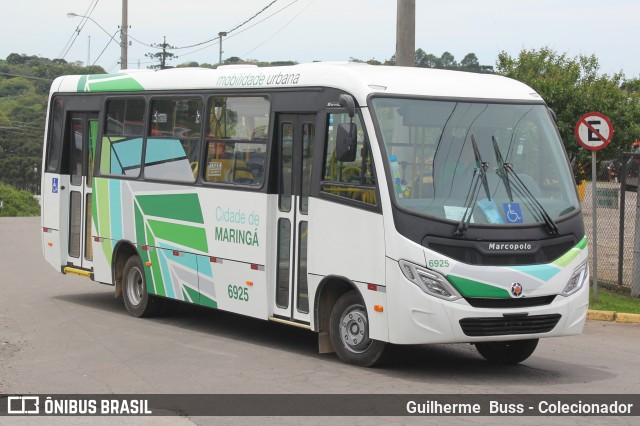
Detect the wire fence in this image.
<box><xmin>581</xmin><ymin>170</ymin><xmax>640</xmax><ymax>297</ymax></box>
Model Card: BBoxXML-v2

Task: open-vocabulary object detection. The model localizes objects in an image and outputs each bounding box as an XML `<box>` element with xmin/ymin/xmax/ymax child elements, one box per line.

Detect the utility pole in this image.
<box><xmin>87</xmin><ymin>35</ymin><xmax>91</xmax><ymax>66</ymax></box>
<box><xmin>218</xmin><ymin>32</ymin><xmax>227</xmax><ymax>65</ymax></box>
<box><xmin>121</xmin><ymin>0</ymin><xmax>128</xmax><ymax>69</ymax></box>
<box><xmin>161</xmin><ymin>36</ymin><xmax>167</xmax><ymax>69</ymax></box>
<box><xmin>396</xmin><ymin>0</ymin><xmax>415</xmax><ymax>67</ymax></box>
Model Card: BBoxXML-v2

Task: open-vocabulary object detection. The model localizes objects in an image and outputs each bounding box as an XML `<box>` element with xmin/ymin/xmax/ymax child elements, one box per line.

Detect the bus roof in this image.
<box><xmin>51</xmin><ymin>62</ymin><xmax>542</xmax><ymax>104</ymax></box>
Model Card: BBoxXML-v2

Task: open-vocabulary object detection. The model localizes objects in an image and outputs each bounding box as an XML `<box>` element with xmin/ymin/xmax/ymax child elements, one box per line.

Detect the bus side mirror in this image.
<box><xmin>336</xmin><ymin>123</ymin><xmax>357</xmax><ymax>162</ymax></box>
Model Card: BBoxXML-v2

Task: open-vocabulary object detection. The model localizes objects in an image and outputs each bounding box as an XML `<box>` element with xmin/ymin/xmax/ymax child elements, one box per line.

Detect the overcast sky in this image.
<box><xmin>1</xmin><ymin>0</ymin><xmax>639</xmax><ymax>77</ymax></box>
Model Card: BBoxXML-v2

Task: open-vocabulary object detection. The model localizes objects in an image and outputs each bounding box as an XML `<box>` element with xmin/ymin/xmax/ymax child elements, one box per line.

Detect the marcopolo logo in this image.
<box><xmin>486</xmin><ymin>242</ymin><xmax>533</xmax><ymax>252</ymax></box>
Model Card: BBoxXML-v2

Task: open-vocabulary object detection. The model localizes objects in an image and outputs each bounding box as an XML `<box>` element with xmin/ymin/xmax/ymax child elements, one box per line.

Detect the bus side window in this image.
<box><xmin>99</xmin><ymin>98</ymin><xmax>145</xmax><ymax>177</ymax></box>
<box><xmin>320</xmin><ymin>112</ymin><xmax>377</xmax><ymax>206</ymax></box>
<box><xmin>144</xmin><ymin>98</ymin><xmax>202</xmax><ymax>183</ymax></box>
<box><xmin>202</xmin><ymin>96</ymin><xmax>269</xmax><ymax>187</ymax></box>
<box><xmin>45</xmin><ymin>97</ymin><xmax>64</xmax><ymax>173</ymax></box>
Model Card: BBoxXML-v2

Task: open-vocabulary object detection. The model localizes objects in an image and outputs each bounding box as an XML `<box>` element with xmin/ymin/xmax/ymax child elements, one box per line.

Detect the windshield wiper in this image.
<box><xmin>454</xmin><ymin>135</ymin><xmax>490</xmax><ymax>236</ymax></box>
<box><xmin>492</xmin><ymin>136</ymin><xmax>513</xmax><ymax>201</ymax></box>
<box><xmin>472</xmin><ymin>135</ymin><xmax>492</xmax><ymax>201</ymax></box>
<box><xmin>491</xmin><ymin>136</ymin><xmax>559</xmax><ymax>235</ymax></box>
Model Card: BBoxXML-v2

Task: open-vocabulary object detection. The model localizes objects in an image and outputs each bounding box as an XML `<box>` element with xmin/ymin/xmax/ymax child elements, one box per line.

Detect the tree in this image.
<box><xmin>145</xmin><ymin>37</ymin><xmax>177</xmax><ymax>69</ymax></box>
<box><xmin>496</xmin><ymin>47</ymin><xmax>640</xmax><ymax>180</ymax></box>
<box><xmin>0</xmin><ymin>54</ymin><xmax>105</xmax><ymax>193</ymax></box>
<box><xmin>0</xmin><ymin>183</ymin><xmax>40</xmax><ymax>216</ymax></box>
<box><xmin>460</xmin><ymin>53</ymin><xmax>480</xmax><ymax>72</ymax></box>
<box><xmin>439</xmin><ymin>52</ymin><xmax>457</xmax><ymax>69</ymax></box>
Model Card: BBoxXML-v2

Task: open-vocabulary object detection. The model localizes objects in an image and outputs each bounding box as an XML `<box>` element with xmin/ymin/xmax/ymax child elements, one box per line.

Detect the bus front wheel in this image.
<box><xmin>122</xmin><ymin>256</ymin><xmax>161</xmax><ymax>318</ymax></box>
<box><xmin>475</xmin><ymin>339</ymin><xmax>538</xmax><ymax>364</ymax></box>
<box><xmin>329</xmin><ymin>291</ymin><xmax>386</xmax><ymax>367</ymax></box>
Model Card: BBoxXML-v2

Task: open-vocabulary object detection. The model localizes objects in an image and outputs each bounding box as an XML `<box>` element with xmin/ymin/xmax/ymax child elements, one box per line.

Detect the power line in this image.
<box><xmin>177</xmin><ymin>0</ymin><xmax>300</xmax><ymax>60</ymax></box>
<box><xmin>0</xmin><ymin>72</ymin><xmax>52</xmax><ymax>82</ymax></box>
<box><xmin>226</xmin><ymin>0</ymin><xmax>279</xmax><ymax>35</ymax></box>
<box><xmin>92</xmin><ymin>30</ymin><xmax>121</xmax><ymax>66</ymax></box>
<box><xmin>242</xmin><ymin>0</ymin><xmax>314</xmax><ymax>58</ymax></box>
<box><xmin>166</xmin><ymin>0</ymin><xmax>280</xmax><ymax>51</ymax></box>
<box><xmin>58</xmin><ymin>0</ymin><xmax>101</xmax><ymax>59</ymax></box>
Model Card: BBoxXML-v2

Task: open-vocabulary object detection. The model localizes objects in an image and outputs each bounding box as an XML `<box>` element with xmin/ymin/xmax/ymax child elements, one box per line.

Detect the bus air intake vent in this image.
<box><xmin>459</xmin><ymin>314</ymin><xmax>561</xmax><ymax>337</ymax></box>
<box><xmin>464</xmin><ymin>295</ymin><xmax>556</xmax><ymax>309</ymax></box>
<box><xmin>424</xmin><ymin>237</ymin><xmax>576</xmax><ymax>266</ymax></box>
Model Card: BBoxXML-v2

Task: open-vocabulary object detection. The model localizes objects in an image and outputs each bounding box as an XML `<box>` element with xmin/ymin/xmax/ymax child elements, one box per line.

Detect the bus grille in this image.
<box><xmin>464</xmin><ymin>295</ymin><xmax>556</xmax><ymax>309</ymax></box>
<box><xmin>459</xmin><ymin>314</ymin><xmax>561</xmax><ymax>337</ymax></box>
<box><xmin>427</xmin><ymin>241</ymin><xmax>575</xmax><ymax>266</ymax></box>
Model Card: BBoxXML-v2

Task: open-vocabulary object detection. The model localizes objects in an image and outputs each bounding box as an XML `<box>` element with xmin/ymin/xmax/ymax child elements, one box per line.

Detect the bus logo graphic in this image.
<box><xmin>511</xmin><ymin>282</ymin><xmax>524</xmax><ymax>298</ymax></box>
<box><xmin>52</xmin><ymin>178</ymin><xmax>59</xmax><ymax>193</ymax></box>
<box><xmin>7</xmin><ymin>396</ymin><xmax>40</xmax><ymax>414</ymax></box>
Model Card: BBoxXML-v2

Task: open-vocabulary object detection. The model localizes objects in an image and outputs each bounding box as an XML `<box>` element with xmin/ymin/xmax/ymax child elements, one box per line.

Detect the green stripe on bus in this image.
<box><xmin>198</xmin><ymin>292</ymin><xmax>218</xmax><ymax>309</ymax></box>
<box><xmin>552</xmin><ymin>237</ymin><xmax>587</xmax><ymax>267</ymax></box>
<box><xmin>146</xmin><ymin>220</ymin><xmax>208</xmax><ymax>253</ymax></box>
<box><xmin>577</xmin><ymin>236</ymin><xmax>587</xmax><ymax>249</ymax></box>
<box><xmin>78</xmin><ymin>74</ymin><xmax>145</xmax><ymax>92</ymax></box>
<box><xmin>145</xmin><ymin>224</ymin><xmax>165</xmax><ymax>297</ymax></box>
<box><xmin>134</xmin><ymin>203</ymin><xmax>145</xmax><ymax>247</ymax></box>
<box><xmin>446</xmin><ymin>275</ymin><xmax>511</xmax><ymax>298</ymax></box>
<box><xmin>183</xmin><ymin>285</ymin><xmax>200</xmax><ymax>304</ymax></box>
<box><xmin>136</xmin><ymin>193</ymin><xmax>204</xmax><ymax>224</ymax></box>
<box><xmin>96</xmin><ymin>179</ymin><xmax>110</xmax><ymax>239</ymax></box>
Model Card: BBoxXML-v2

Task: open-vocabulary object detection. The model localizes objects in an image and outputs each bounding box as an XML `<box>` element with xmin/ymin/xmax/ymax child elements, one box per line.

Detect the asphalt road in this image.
<box><xmin>1</xmin><ymin>217</ymin><xmax>639</xmax><ymax>425</ymax></box>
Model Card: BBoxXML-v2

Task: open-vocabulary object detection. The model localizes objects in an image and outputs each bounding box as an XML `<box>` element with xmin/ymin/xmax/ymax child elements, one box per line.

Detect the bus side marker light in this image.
<box><xmin>246</xmin><ymin>281</ymin><xmax>254</xmax><ymax>286</ymax></box>
<box><xmin>374</xmin><ymin>305</ymin><xmax>384</xmax><ymax>312</ymax></box>
<box><xmin>47</xmin><ymin>242</ymin><xmax>53</xmax><ymax>247</ymax></box>
<box><xmin>145</xmin><ymin>261</ymin><xmax>152</xmax><ymax>267</ymax></box>
<box><xmin>250</xmin><ymin>264</ymin><xmax>265</xmax><ymax>271</ymax></box>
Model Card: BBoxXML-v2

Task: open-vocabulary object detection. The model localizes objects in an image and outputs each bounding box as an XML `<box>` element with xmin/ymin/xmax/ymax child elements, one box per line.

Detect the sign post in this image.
<box><xmin>575</xmin><ymin>112</ymin><xmax>613</xmax><ymax>302</ymax></box>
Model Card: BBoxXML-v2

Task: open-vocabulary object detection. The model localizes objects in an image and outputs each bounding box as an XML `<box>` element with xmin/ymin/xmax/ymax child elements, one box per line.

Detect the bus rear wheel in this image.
<box><xmin>122</xmin><ymin>256</ymin><xmax>161</xmax><ymax>318</ymax></box>
<box><xmin>329</xmin><ymin>291</ymin><xmax>385</xmax><ymax>367</ymax></box>
<box><xmin>475</xmin><ymin>339</ymin><xmax>538</xmax><ymax>364</ymax></box>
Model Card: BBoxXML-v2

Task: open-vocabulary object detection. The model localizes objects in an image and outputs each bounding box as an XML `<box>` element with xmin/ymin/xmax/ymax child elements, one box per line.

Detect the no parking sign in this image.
<box><xmin>574</xmin><ymin>112</ymin><xmax>613</xmax><ymax>151</ymax></box>
<box><xmin>575</xmin><ymin>111</ymin><xmax>613</xmax><ymax>302</ymax></box>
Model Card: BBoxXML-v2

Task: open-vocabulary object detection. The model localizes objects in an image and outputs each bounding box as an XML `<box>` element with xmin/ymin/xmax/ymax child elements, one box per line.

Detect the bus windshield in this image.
<box><xmin>371</xmin><ymin>98</ymin><xmax>580</xmax><ymax>226</ymax></box>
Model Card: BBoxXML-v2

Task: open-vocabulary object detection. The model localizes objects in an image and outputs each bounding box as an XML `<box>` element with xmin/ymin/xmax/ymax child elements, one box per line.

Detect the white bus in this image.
<box><xmin>41</xmin><ymin>62</ymin><xmax>588</xmax><ymax>366</ymax></box>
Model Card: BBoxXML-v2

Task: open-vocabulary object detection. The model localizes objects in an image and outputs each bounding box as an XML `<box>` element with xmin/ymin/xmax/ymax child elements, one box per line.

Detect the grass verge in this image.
<box><xmin>589</xmin><ymin>287</ymin><xmax>640</xmax><ymax>314</ymax></box>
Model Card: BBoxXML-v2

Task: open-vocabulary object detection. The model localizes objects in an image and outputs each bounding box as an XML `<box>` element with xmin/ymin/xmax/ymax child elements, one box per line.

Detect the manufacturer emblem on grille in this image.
<box><xmin>511</xmin><ymin>282</ymin><xmax>524</xmax><ymax>298</ymax></box>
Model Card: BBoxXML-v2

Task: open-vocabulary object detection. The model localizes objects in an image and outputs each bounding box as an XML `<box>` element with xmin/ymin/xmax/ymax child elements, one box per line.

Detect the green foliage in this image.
<box><xmin>0</xmin><ymin>183</ymin><xmax>40</xmax><ymax>216</ymax></box>
<box><xmin>353</xmin><ymin>49</ymin><xmax>494</xmax><ymax>72</ymax></box>
<box><xmin>496</xmin><ymin>47</ymin><xmax>640</xmax><ymax>181</ymax></box>
<box><xmin>0</xmin><ymin>54</ymin><xmax>105</xmax><ymax>193</ymax></box>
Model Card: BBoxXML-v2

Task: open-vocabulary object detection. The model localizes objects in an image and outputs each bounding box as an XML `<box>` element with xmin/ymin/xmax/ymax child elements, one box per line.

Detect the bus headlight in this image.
<box><xmin>399</xmin><ymin>260</ymin><xmax>462</xmax><ymax>301</ymax></box>
<box><xmin>560</xmin><ymin>260</ymin><xmax>588</xmax><ymax>297</ymax></box>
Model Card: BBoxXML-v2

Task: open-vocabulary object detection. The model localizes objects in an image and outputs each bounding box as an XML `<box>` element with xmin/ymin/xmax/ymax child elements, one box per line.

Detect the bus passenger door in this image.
<box><xmin>67</xmin><ymin>112</ymin><xmax>99</xmax><ymax>270</ymax></box>
<box><xmin>272</xmin><ymin>114</ymin><xmax>315</xmax><ymax>324</ymax></box>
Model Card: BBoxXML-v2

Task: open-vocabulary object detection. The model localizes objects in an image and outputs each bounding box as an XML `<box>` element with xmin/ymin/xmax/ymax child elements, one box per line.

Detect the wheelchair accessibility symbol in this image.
<box><xmin>502</xmin><ymin>202</ymin><xmax>523</xmax><ymax>224</ymax></box>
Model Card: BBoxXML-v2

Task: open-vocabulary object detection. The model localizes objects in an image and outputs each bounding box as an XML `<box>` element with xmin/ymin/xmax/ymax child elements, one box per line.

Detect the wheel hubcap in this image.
<box><xmin>126</xmin><ymin>266</ymin><xmax>143</xmax><ymax>306</ymax></box>
<box><xmin>340</xmin><ymin>304</ymin><xmax>371</xmax><ymax>354</ymax></box>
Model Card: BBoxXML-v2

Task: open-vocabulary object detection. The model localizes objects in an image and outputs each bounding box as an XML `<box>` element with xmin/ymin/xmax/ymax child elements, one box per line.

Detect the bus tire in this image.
<box><xmin>122</xmin><ymin>255</ymin><xmax>161</xmax><ymax>318</ymax></box>
<box><xmin>475</xmin><ymin>339</ymin><xmax>538</xmax><ymax>364</ymax></box>
<box><xmin>329</xmin><ymin>291</ymin><xmax>386</xmax><ymax>367</ymax></box>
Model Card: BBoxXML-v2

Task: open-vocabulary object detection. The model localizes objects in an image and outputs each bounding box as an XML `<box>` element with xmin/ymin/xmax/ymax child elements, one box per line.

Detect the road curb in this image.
<box><xmin>587</xmin><ymin>310</ymin><xmax>640</xmax><ymax>323</ymax></box>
